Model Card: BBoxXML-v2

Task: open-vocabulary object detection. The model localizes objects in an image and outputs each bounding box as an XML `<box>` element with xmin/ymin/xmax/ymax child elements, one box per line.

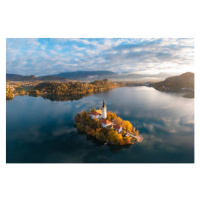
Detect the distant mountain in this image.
<box><xmin>6</xmin><ymin>74</ymin><xmax>66</xmax><ymax>81</ymax></box>
<box><xmin>52</xmin><ymin>71</ymin><xmax>116</xmax><ymax>81</ymax></box>
<box><xmin>105</xmin><ymin>72</ymin><xmax>176</xmax><ymax>81</ymax></box>
<box><xmin>6</xmin><ymin>71</ymin><xmax>182</xmax><ymax>82</ymax></box>
<box><xmin>154</xmin><ymin>72</ymin><xmax>194</xmax><ymax>90</ymax></box>
<box><xmin>39</xmin><ymin>76</ymin><xmax>67</xmax><ymax>81</ymax></box>
<box><xmin>7</xmin><ymin>74</ymin><xmax>36</xmax><ymax>81</ymax></box>
<box><xmin>153</xmin><ymin>72</ymin><xmax>173</xmax><ymax>78</ymax></box>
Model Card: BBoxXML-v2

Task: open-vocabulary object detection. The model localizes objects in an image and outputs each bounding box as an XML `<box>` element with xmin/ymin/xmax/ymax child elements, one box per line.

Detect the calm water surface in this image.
<box><xmin>6</xmin><ymin>87</ymin><xmax>194</xmax><ymax>163</ymax></box>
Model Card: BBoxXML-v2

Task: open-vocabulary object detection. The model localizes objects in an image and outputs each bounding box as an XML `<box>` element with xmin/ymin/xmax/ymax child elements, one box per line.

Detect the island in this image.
<box><xmin>75</xmin><ymin>100</ymin><xmax>143</xmax><ymax>146</ymax></box>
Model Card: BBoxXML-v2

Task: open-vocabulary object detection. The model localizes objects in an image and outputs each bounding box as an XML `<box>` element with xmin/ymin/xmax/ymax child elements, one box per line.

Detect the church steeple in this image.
<box><xmin>102</xmin><ymin>99</ymin><xmax>107</xmax><ymax>119</ymax></box>
<box><xmin>102</xmin><ymin>99</ymin><xmax>106</xmax><ymax>108</ymax></box>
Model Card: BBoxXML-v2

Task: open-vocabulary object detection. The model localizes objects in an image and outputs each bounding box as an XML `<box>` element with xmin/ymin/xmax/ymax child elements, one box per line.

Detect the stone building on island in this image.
<box><xmin>113</xmin><ymin>123</ymin><xmax>122</xmax><ymax>132</ymax></box>
<box><xmin>89</xmin><ymin>100</ymin><xmax>122</xmax><ymax>133</ymax></box>
<box><xmin>100</xmin><ymin>119</ymin><xmax>112</xmax><ymax>128</ymax></box>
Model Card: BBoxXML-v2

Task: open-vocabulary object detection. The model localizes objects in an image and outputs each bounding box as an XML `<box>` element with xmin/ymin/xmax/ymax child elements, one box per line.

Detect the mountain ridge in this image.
<box><xmin>52</xmin><ymin>70</ymin><xmax>116</xmax><ymax>80</ymax></box>
<box><xmin>154</xmin><ymin>72</ymin><xmax>194</xmax><ymax>90</ymax></box>
<box><xmin>6</xmin><ymin>71</ymin><xmax>191</xmax><ymax>82</ymax></box>
<box><xmin>6</xmin><ymin>74</ymin><xmax>67</xmax><ymax>81</ymax></box>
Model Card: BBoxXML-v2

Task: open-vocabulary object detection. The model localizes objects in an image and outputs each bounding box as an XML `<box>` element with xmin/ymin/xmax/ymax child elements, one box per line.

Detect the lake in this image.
<box><xmin>6</xmin><ymin>86</ymin><xmax>194</xmax><ymax>163</ymax></box>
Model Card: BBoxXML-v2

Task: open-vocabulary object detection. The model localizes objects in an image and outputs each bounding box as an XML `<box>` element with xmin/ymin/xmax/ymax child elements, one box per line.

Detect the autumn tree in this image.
<box><xmin>135</xmin><ymin>130</ymin><xmax>139</xmax><ymax>136</ymax></box>
<box><xmin>114</xmin><ymin>117</ymin><xmax>124</xmax><ymax>126</ymax></box>
<box><xmin>90</xmin><ymin>107</ymin><xmax>96</xmax><ymax>113</ymax></box>
<box><xmin>6</xmin><ymin>90</ymin><xmax>14</xmax><ymax>100</ymax></box>
<box><xmin>123</xmin><ymin>120</ymin><xmax>133</xmax><ymax>132</ymax></box>
<box><xmin>123</xmin><ymin>136</ymin><xmax>131</xmax><ymax>144</ymax></box>
<box><xmin>99</xmin><ymin>132</ymin><xmax>106</xmax><ymax>142</ymax></box>
<box><xmin>85</xmin><ymin>125</ymin><xmax>91</xmax><ymax>134</ymax></box>
<box><xmin>19</xmin><ymin>90</ymin><xmax>26</xmax><ymax>96</ymax></box>
<box><xmin>107</xmin><ymin>111</ymin><xmax>117</xmax><ymax>121</ymax></box>
<box><xmin>80</xmin><ymin>111</ymin><xmax>89</xmax><ymax>121</ymax></box>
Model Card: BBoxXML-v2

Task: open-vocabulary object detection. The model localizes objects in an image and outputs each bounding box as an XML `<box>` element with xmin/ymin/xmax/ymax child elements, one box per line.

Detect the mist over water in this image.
<box><xmin>6</xmin><ymin>87</ymin><xmax>194</xmax><ymax>163</ymax></box>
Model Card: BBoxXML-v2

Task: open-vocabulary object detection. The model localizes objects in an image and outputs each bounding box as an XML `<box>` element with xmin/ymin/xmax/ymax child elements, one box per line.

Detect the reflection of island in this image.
<box><xmin>41</xmin><ymin>93</ymin><xmax>88</xmax><ymax>101</ymax></box>
<box><xmin>154</xmin><ymin>72</ymin><xmax>194</xmax><ymax>98</ymax></box>
<box><xmin>75</xmin><ymin>100</ymin><xmax>143</xmax><ymax>146</ymax></box>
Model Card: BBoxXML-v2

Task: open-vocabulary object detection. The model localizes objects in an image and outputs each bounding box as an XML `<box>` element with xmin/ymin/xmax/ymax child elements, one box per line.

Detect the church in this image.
<box><xmin>89</xmin><ymin>99</ymin><xmax>107</xmax><ymax>119</ymax></box>
<box><xmin>89</xmin><ymin>100</ymin><xmax>122</xmax><ymax>133</ymax></box>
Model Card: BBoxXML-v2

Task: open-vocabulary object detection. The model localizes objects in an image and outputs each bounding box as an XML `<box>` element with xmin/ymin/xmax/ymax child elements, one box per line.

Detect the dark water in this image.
<box><xmin>6</xmin><ymin>87</ymin><xmax>194</xmax><ymax>163</ymax></box>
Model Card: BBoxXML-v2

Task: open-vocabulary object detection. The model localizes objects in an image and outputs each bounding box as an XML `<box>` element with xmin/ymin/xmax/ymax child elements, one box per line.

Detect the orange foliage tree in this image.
<box><xmin>114</xmin><ymin>117</ymin><xmax>124</xmax><ymax>126</ymax></box>
<box><xmin>107</xmin><ymin>111</ymin><xmax>117</xmax><ymax>121</ymax></box>
<box><xmin>123</xmin><ymin>120</ymin><xmax>133</xmax><ymax>132</ymax></box>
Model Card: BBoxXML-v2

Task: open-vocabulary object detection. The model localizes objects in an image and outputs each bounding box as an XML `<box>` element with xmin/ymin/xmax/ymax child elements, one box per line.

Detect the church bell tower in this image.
<box><xmin>102</xmin><ymin>99</ymin><xmax>107</xmax><ymax>119</ymax></box>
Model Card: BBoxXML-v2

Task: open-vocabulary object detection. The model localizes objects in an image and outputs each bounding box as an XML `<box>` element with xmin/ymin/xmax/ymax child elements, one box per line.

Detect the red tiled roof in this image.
<box><xmin>96</xmin><ymin>109</ymin><xmax>102</xmax><ymax>114</ymax></box>
<box><xmin>90</xmin><ymin>111</ymin><xmax>101</xmax><ymax>116</ymax></box>
<box><xmin>100</xmin><ymin>119</ymin><xmax>112</xmax><ymax>125</ymax></box>
<box><xmin>113</xmin><ymin>124</ymin><xmax>122</xmax><ymax>130</ymax></box>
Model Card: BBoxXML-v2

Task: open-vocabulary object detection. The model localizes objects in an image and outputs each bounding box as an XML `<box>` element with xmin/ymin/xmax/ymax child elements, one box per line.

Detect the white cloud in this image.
<box><xmin>73</xmin><ymin>45</ymin><xmax>85</xmax><ymax>51</ymax></box>
<box><xmin>6</xmin><ymin>38</ymin><xmax>194</xmax><ymax>75</ymax></box>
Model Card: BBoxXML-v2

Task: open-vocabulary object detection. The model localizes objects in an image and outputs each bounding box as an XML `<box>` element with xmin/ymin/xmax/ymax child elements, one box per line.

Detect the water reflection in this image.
<box><xmin>6</xmin><ymin>87</ymin><xmax>194</xmax><ymax>163</ymax></box>
<box><xmin>30</xmin><ymin>90</ymin><xmax>111</xmax><ymax>102</ymax></box>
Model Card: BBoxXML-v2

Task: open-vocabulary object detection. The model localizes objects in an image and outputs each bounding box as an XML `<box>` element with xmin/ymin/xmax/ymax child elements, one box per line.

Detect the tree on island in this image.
<box><xmin>90</xmin><ymin>107</ymin><xmax>96</xmax><ymax>113</ymax></box>
<box><xmin>107</xmin><ymin>111</ymin><xmax>117</xmax><ymax>121</ymax></box>
<box><xmin>114</xmin><ymin>117</ymin><xmax>124</xmax><ymax>126</ymax></box>
<box><xmin>123</xmin><ymin>120</ymin><xmax>133</xmax><ymax>132</ymax></box>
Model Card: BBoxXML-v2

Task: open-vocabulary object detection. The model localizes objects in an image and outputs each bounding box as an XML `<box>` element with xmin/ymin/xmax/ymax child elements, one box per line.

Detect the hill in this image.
<box><xmin>33</xmin><ymin>79</ymin><xmax>122</xmax><ymax>95</ymax></box>
<box><xmin>154</xmin><ymin>72</ymin><xmax>194</xmax><ymax>90</ymax></box>
<box><xmin>103</xmin><ymin>72</ymin><xmax>177</xmax><ymax>81</ymax></box>
<box><xmin>55</xmin><ymin>71</ymin><xmax>177</xmax><ymax>82</ymax></box>
<box><xmin>27</xmin><ymin>79</ymin><xmax>123</xmax><ymax>101</ymax></box>
<box><xmin>52</xmin><ymin>71</ymin><xmax>116</xmax><ymax>80</ymax></box>
<box><xmin>6</xmin><ymin>74</ymin><xmax>67</xmax><ymax>81</ymax></box>
<box><xmin>6</xmin><ymin>71</ymin><xmax>180</xmax><ymax>82</ymax></box>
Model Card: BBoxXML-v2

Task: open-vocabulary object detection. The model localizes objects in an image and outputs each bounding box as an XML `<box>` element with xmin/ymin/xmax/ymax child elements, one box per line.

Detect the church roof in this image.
<box><xmin>90</xmin><ymin>111</ymin><xmax>101</xmax><ymax>116</ymax></box>
<box><xmin>96</xmin><ymin>109</ymin><xmax>102</xmax><ymax>114</ymax></box>
<box><xmin>100</xmin><ymin>119</ymin><xmax>112</xmax><ymax>125</ymax></box>
<box><xmin>113</xmin><ymin>124</ymin><xmax>122</xmax><ymax>130</ymax></box>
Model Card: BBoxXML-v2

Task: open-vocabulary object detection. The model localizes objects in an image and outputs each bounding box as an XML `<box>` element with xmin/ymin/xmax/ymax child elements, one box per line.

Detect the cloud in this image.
<box><xmin>6</xmin><ymin>38</ymin><xmax>194</xmax><ymax>75</ymax></box>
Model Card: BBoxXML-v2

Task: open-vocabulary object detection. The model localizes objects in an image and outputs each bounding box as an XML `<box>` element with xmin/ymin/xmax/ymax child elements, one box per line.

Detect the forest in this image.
<box><xmin>33</xmin><ymin>79</ymin><xmax>123</xmax><ymax>95</ymax></box>
<box><xmin>6</xmin><ymin>79</ymin><xmax>124</xmax><ymax>100</ymax></box>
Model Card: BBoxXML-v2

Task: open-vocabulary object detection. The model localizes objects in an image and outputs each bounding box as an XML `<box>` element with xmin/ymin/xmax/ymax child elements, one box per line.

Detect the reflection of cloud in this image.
<box><xmin>52</xmin><ymin>127</ymin><xmax>76</xmax><ymax>136</ymax></box>
<box><xmin>141</xmin><ymin>132</ymin><xmax>193</xmax><ymax>155</ymax></box>
<box><xmin>139</xmin><ymin>116</ymin><xmax>193</xmax><ymax>135</ymax></box>
<box><xmin>143</xmin><ymin>123</ymin><xmax>154</xmax><ymax>132</ymax></box>
<box><xmin>124</xmin><ymin>110</ymin><xmax>130</xmax><ymax>116</ymax></box>
<box><xmin>8</xmin><ymin>125</ymin><xmax>41</xmax><ymax>142</ymax></box>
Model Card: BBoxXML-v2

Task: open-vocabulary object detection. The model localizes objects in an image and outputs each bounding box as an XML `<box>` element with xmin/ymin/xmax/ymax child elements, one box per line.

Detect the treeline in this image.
<box><xmin>6</xmin><ymin>79</ymin><xmax>124</xmax><ymax>100</ymax></box>
<box><xmin>6</xmin><ymin>81</ymin><xmax>37</xmax><ymax>100</ymax></box>
<box><xmin>33</xmin><ymin>79</ymin><xmax>123</xmax><ymax>96</ymax></box>
<box><xmin>75</xmin><ymin>110</ymin><xmax>139</xmax><ymax>146</ymax></box>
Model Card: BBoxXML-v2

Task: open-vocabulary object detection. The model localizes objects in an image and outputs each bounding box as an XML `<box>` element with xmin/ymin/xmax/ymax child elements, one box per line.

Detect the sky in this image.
<box><xmin>6</xmin><ymin>38</ymin><xmax>194</xmax><ymax>76</ymax></box>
